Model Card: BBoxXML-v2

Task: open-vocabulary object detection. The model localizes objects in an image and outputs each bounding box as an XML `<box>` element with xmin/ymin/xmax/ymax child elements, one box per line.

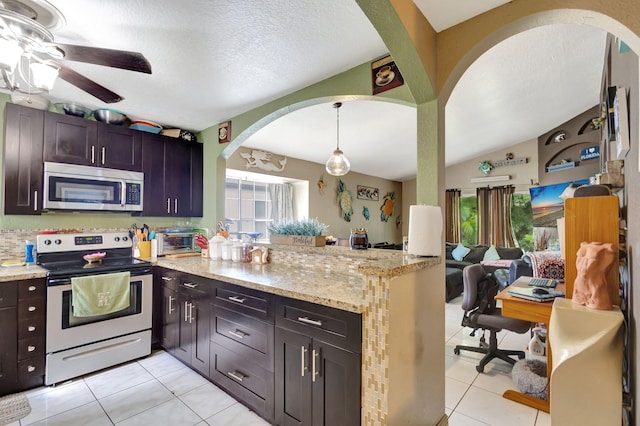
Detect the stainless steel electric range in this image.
<box><xmin>37</xmin><ymin>232</ymin><xmax>153</xmax><ymax>386</ymax></box>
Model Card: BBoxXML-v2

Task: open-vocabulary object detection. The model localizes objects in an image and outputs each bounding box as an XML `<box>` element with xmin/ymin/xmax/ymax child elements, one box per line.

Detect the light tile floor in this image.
<box><xmin>7</xmin><ymin>295</ymin><xmax>549</xmax><ymax>425</ymax></box>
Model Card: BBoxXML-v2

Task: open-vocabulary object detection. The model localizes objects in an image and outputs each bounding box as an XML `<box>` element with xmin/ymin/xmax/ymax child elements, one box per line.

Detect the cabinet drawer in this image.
<box><xmin>18</xmin><ymin>336</ymin><xmax>45</xmax><ymax>360</ymax></box>
<box><xmin>276</xmin><ymin>297</ymin><xmax>362</xmax><ymax>353</ymax></box>
<box><xmin>17</xmin><ymin>298</ymin><xmax>46</xmax><ymax>320</ymax></box>
<box><xmin>210</xmin><ymin>342</ymin><xmax>274</xmax><ymax>421</ymax></box>
<box><xmin>18</xmin><ymin>279</ymin><xmax>46</xmax><ymax>300</ymax></box>
<box><xmin>211</xmin><ymin>306</ymin><xmax>274</xmax><ymax>370</ymax></box>
<box><xmin>214</xmin><ymin>282</ymin><xmax>274</xmax><ymax>323</ymax></box>
<box><xmin>156</xmin><ymin>270</ymin><xmax>178</xmax><ymax>291</ymax></box>
<box><xmin>17</xmin><ymin>356</ymin><xmax>44</xmax><ymax>389</ymax></box>
<box><xmin>18</xmin><ymin>317</ymin><xmax>45</xmax><ymax>339</ymax></box>
<box><xmin>0</xmin><ymin>282</ymin><xmax>17</xmax><ymax>308</ymax></box>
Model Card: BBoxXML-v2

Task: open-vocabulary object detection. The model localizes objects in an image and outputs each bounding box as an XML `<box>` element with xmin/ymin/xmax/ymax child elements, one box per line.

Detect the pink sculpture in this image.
<box><xmin>572</xmin><ymin>242</ymin><xmax>617</xmax><ymax>310</ymax></box>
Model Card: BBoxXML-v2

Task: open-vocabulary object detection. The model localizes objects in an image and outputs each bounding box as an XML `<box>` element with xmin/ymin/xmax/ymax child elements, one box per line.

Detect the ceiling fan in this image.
<box><xmin>0</xmin><ymin>0</ymin><xmax>151</xmax><ymax>103</ymax></box>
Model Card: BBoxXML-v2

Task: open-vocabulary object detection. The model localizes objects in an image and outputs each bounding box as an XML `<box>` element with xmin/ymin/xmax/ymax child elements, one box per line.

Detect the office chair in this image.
<box><xmin>454</xmin><ymin>264</ymin><xmax>532</xmax><ymax>373</ymax></box>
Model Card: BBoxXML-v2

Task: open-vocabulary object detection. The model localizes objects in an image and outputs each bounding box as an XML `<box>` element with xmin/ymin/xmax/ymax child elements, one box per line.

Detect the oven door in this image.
<box><xmin>46</xmin><ymin>273</ymin><xmax>152</xmax><ymax>353</ymax></box>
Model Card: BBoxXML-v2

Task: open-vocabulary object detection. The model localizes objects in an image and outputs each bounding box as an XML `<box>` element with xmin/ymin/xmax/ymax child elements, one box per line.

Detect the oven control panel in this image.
<box><xmin>37</xmin><ymin>232</ymin><xmax>132</xmax><ymax>253</ymax></box>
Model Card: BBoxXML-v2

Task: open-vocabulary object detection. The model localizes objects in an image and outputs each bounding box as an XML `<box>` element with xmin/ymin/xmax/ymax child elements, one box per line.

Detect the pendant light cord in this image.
<box><xmin>333</xmin><ymin>102</ymin><xmax>342</xmax><ymax>150</ymax></box>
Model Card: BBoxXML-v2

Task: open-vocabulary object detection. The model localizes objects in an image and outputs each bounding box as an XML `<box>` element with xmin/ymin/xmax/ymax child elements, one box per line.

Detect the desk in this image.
<box><xmin>495</xmin><ymin>277</ymin><xmax>566</xmax><ymax>412</ymax></box>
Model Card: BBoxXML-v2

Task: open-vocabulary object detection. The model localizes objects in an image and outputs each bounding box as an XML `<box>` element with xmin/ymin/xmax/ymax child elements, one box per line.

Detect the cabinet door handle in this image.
<box><xmin>228</xmin><ymin>296</ymin><xmax>246</xmax><ymax>304</ymax></box>
<box><xmin>28</xmin><ymin>306</ymin><xmax>36</xmax><ymax>312</ymax></box>
<box><xmin>34</xmin><ymin>190</ymin><xmax>38</xmax><ymax>211</ymax></box>
<box><xmin>167</xmin><ymin>198</ymin><xmax>171</xmax><ymax>213</ymax></box>
<box><xmin>101</xmin><ymin>147</ymin><xmax>106</xmax><ymax>165</ymax></box>
<box><xmin>91</xmin><ymin>146</ymin><xmax>95</xmax><ymax>164</ymax></box>
<box><xmin>27</xmin><ymin>345</ymin><xmax>36</xmax><ymax>352</ymax></box>
<box><xmin>28</xmin><ymin>285</ymin><xmax>36</xmax><ymax>292</ymax></box>
<box><xmin>28</xmin><ymin>326</ymin><xmax>36</xmax><ymax>332</ymax></box>
<box><xmin>312</xmin><ymin>349</ymin><xmax>319</xmax><ymax>382</ymax></box>
<box><xmin>183</xmin><ymin>282</ymin><xmax>198</xmax><ymax>289</ymax></box>
<box><xmin>228</xmin><ymin>329</ymin><xmax>247</xmax><ymax>339</ymax></box>
<box><xmin>301</xmin><ymin>345</ymin><xmax>308</xmax><ymax>377</ymax></box>
<box><xmin>227</xmin><ymin>371</ymin><xmax>245</xmax><ymax>382</ymax></box>
<box><xmin>27</xmin><ymin>365</ymin><xmax>36</xmax><ymax>373</ymax></box>
<box><xmin>297</xmin><ymin>316</ymin><xmax>322</xmax><ymax>327</ymax></box>
<box><xmin>184</xmin><ymin>301</ymin><xmax>189</xmax><ymax>322</ymax></box>
<box><xmin>189</xmin><ymin>303</ymin><xmax>194</xmax><ymax>324</ymax></box>
<box><xmin>168</xmin><ymin>296</ymin><xmax>175</xmax><ymax>314</ymax></box>
<box><xmin>174</xmin><ymin>198</ymin><xmax>178</xmax><ymax>214</ymax></box>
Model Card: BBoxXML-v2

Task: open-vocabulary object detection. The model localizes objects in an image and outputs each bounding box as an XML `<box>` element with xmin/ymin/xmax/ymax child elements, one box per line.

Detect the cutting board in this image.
<box><xmin>164</xmin><ymin>252</ymin><xmax>201</xmax><ymax>259</ymax></box>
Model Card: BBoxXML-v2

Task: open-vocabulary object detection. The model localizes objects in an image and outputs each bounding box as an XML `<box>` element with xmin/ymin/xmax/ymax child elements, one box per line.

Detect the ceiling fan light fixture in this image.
<box><xmin>30</xmin><ymin>61</ymin><xmax>58</xmax><ymax>91</ymax></box>
<box><xmin>325</xmin><ymin>102</ymin><xmax>351</xmax><ymax>176</ymax></box>
<box><xmin>0</xmin><ymin>38</ymin><xmax>24</xmax><ymax>72</ymax></box>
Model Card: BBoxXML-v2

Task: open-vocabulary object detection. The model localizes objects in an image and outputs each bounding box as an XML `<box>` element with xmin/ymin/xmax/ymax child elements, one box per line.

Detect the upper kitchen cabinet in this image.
<box><xmin>142</xmin><ymin>133</ymin><xmax>203</xmax><ymax>217</ymax></box>
<box><xmin>43</xmin><ymin>111</ymin><xmax>142</xmax><ymax>172</ymax></box>
<box><xmin>4</xmin><ymin>103</ymin><xmax>44</xmax><ymax>215</ymax></box>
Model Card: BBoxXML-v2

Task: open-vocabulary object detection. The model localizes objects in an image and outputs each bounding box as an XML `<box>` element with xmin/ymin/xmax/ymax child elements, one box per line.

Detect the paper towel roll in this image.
<box><xmin>408</xmin><ymin>205</ymin><xmax>442</xmax><ymax>256</ymax></box>
<box><xmin>151</xmin><ymin>239</ymin><xmax>158</xmax><ymax>259</ymax></box>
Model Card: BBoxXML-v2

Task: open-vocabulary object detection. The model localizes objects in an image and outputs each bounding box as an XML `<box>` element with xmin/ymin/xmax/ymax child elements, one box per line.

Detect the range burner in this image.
<box><xmin>37</xmin><ymin>232</ymin><xmax>151</xmax><ymax>279</ymax></box>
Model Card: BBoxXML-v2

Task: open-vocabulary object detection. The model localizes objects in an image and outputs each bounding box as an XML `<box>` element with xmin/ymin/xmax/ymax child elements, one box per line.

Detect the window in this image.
<box><xmin>225</xmin><ymin>177</ymin><xmax>272</xmax><ymax>242</ymax></box>
<box><xmin>459</xmin><ymin>192</ymin><xmax>533</xmax><ymax>251</ymax></box>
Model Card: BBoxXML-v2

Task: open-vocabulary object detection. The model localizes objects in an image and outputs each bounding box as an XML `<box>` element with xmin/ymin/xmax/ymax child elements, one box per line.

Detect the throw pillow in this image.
<box><xmin>452</xmin><ymin>243</ymin><xmax>471</xmax><ymax>261</ymax></box>
<box><xmin>483</xmin><ymin>245</ymin><xmax>501</xmax><ymax>261</ymax></box>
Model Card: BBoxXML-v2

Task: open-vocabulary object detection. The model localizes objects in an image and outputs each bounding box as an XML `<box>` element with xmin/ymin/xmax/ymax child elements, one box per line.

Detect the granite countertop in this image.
<box><xmin>0</xmin><ymin>263</ymin><xmax>47</xmax><ymax>282</ymax></box>
<box><xmin>156</xmin><ymin>254</ymin><xmax>440</xmax><ymax>313</ymax></box>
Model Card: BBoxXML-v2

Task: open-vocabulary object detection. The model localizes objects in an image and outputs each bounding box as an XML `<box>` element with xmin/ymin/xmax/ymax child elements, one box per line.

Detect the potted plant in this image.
<box><xmin>269</xmin><ymin>218</ymin><xmax>329</xmax><ymax>247</ymax></box>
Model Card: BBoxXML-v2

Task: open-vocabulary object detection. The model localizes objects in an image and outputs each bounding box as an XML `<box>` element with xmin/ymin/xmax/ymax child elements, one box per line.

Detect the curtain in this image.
<box><xmin>445</xmin><ymin>189</ymin><xmax>461</xmax><ymax>243</ymax></box>
<box><xmin>476</xmin><ymin>185</ymin><xmax>517</xmax><ymax>247</ymax></box>
<box><xmin>269</xmin><ymin>183</ymin><xmax>293</xmax><ymax>224</ymax></box>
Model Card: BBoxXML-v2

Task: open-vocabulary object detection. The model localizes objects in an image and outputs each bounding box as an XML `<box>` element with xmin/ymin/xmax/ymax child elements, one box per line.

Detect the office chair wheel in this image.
<box><xmin>518</xmin><ymin>353</ymin><xmax>526</xmax><ymax>360</ymax></box>
<box><xmin>454</xmin><ymin>348</ymin><xmax>460</xmax><ymax>355</ymax></box>
<box><xmin>476</xmin><ymin>365</ymin><xmax>485</xmax><ymax>373</ymax></box>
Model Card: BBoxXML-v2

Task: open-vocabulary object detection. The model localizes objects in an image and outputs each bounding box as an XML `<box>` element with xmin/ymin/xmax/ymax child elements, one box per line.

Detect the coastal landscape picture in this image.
<box><xmin>529</xmin><ymin>180</ymin><xmax>589</xmax><ymax>227</ymax></box>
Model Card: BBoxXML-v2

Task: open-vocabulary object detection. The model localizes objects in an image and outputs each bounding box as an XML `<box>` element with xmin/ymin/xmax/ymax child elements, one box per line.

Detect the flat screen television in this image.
<box><xmin>529</xmin><ymin>180</ymin><xmax>590</xmax><ymax>227</ymax></box>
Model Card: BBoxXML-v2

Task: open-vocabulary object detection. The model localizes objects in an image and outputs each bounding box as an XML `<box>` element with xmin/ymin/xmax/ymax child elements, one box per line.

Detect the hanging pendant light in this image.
<box><xmin>325</xmin><ymin>102</ymin><xmax>350</xmax><ymax>176</ymax></box>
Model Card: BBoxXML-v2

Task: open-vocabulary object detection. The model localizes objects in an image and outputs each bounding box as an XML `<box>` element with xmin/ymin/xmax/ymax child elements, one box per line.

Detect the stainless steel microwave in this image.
<box><xmin>43</xmin><ymin>162</ymin><xmax>144</xmax><ymax>212</ymax></box>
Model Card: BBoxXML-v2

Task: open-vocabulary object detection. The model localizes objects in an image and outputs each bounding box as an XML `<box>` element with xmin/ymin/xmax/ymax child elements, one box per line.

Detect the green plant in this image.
<box><xmin>268</xmin><ymin>218</ymin><xmax>328</xmax><ymax>236</ymax></box>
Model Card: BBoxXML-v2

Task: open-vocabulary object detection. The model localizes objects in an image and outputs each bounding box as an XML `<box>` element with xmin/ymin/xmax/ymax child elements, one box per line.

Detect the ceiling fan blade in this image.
<box><xmin>55</xmin><ymin>63</ymin><xmax>124</xmax><ymax>103</ymax></box>
<box><xmin>53</xmin><ymin>43</ymin><xmax>152</xmax><ymax>74</ymax></box>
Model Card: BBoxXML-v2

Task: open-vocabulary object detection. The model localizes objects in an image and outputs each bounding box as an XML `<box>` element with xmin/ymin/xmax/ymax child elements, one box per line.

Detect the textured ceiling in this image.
<box><xmin>1</xmin><ymin>1</ymin><xmax>609</xmax><ymax>181</ymax></box>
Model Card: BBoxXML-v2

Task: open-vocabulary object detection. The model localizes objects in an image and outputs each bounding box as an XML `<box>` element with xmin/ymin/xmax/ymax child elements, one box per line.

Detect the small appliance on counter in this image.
<box><xmin>349</xmin><ymin>228</ymin><xmax>369</xmax><ymax>250</ymax></box>
<box><xmin>155</xmin><ymin>229</ymin><xmax>197</xmax><ymax>256</ymax></box>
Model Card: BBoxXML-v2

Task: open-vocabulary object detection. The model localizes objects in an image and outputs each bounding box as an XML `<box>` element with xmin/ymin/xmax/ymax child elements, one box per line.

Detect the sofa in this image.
<box><xmin>444</xmin><ymin>243</ymin><xmax>524</xmax><ymax>301</ymax></box>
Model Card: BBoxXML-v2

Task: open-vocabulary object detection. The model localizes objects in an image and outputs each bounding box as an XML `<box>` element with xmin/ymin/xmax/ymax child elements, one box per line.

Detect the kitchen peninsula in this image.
<box><xmin>0</xmin><ymin>245</ymin><xmax>446</xmax><ymax>426</ymax></box>
<box><xmin>156</xmin><ymin>244</ymin><xmax>446</xmax><ymax>426</ymax></box>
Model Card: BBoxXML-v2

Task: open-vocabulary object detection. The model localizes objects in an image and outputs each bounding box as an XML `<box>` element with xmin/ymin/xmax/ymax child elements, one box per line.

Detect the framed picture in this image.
<box><xmin>218</xmin><ymin>121</ymin><xmax>231</xmax><ymax>144</ymax></box>
<box><xmin>371</xmin><ymin>55</ymin><xmax>404</xmax><ymax>95</ymax></box>
<box><xmin>357</xmin><ymin>185</ymin><xmax>379</xmax><ymax>201</ymax></box>
<box><xmin>614</xmin><ymin>87</ymin><xmax>629</xmax><ymax>159</ymax></box>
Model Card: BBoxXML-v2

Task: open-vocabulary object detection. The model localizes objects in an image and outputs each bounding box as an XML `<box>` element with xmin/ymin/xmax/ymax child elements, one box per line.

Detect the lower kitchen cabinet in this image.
<box><xmin>275</xmin><ymin>297</ymin><xmax>361</xmax><ymax>426</ymax></box>
<box><xmin>274</xmin><ymin>328</ymin><xmax>361</xmax><ymax>426</ymax></box>
<box><xmin>152</xmin><ymin>270</ymin><xmax>363</xmax><ymax>426</ymax></box>
<box><xmin>0</xmin><ymin>279</ymin><xmax>46</xmax><ymax>396</ymax></box>
<box><xmin>210</xmin><ymin>283</ymin><xmax>275</xmax><ymax>422</ymax></box>
<box><xmin>155</xmin><ymin>269</ymin><xmax>210</xmax><ymax>376</ymax></box>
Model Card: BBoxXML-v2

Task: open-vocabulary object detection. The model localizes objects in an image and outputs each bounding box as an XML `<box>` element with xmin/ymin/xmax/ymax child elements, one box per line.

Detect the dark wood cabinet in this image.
<box><xmin>0</xmin><ymin>279</ymin><xmax>46</xmax><ymax>396</ymax></box>
<box><xmin>3</xmin><ymin>103</ymin><xmax>44</xmax><ymax>215</ymax></box>
<box><xmin>155</xmin><ymin>268</ymin><xmax>210</xmax><ymax>375</ymax></box>
<box><xmin>96</xmin><ymin>122</ymin><xmax>142</xmax><ymax>171</ymax></box>
<box><xmin>43</xmin><ymin>111</ymin><xmax>142</xmax><ymax>171</ymax></box>
<box><xmin>275</xmin><ymin>297</ymin><xmax>361</xmax><ymax>426</ymax></box>
<box><xmin>0</xmin><ymin>282</ymin><xmax>18</xmax><ymax>396</ymax></box>
<box><xmin>153</xmin><ymin>268</ymin><xmax>179</xmax><ymax>350</ymax></box>
<box><xmin>142</xmin><ymin>133</ymin><xmax>203</xmax><ymax>217</ymax></box>
<box><xmin>210</xmin><ymin>282</ymin><xmax>275</xmax><ymax>421</ymax></box>
<box><xmin>16</xmin><ymin>279</ymin><xmax>46</xmax><ymax>390</ymax></box>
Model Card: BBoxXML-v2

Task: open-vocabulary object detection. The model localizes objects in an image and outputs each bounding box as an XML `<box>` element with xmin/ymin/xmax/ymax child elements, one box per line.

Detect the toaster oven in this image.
<box><xmin>156</xmin><ymin>231</ymin><xmax>196</xmax><ymax>256</ymax></box>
